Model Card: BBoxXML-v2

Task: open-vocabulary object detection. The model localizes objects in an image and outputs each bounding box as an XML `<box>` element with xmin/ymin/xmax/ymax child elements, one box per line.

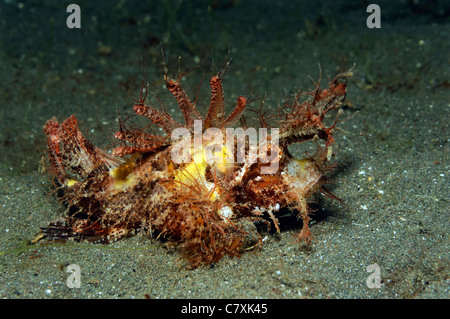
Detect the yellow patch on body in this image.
<box><xmin>109</xmin><ymin>161</ymin><xmax>136</xmax><ymax>189</ymax></box>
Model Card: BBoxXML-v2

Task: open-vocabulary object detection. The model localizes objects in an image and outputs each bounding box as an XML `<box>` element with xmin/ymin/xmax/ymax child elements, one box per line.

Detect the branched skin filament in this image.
<box><xmin>39</xmin><ymin>60</ymin><xmax>353</xmax><ymax>267</ymax></box>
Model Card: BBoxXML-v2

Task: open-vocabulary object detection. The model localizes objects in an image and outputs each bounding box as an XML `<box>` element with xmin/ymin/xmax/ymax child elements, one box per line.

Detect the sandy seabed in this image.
<box><xmin>0</xmin><ymin>0</ymin><xmax>448</xmax><ymax>299</ymax></box>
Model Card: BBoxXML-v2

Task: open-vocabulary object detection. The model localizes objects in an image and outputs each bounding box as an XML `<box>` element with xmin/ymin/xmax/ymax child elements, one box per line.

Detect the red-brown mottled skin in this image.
<box><xmin>38</xmin><ymin>61</ymin><xmax>353</xmax><ymax>267</ymax></box>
